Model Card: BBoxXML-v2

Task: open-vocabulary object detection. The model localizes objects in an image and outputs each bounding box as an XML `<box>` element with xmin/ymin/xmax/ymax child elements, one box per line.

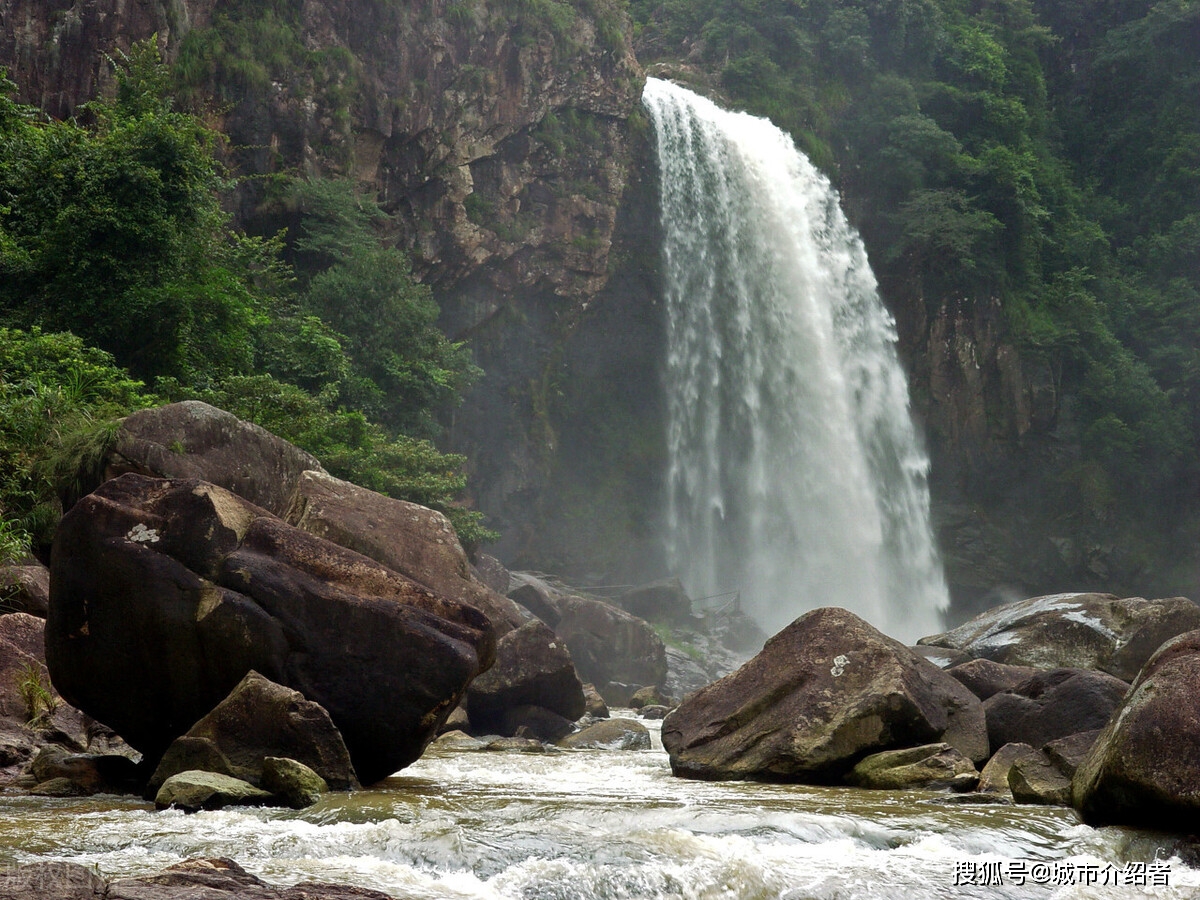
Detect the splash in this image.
<box><xmin>643</xmin><ymin>78</ymin><xmax>947</xmax><ymax>642</ymax></box>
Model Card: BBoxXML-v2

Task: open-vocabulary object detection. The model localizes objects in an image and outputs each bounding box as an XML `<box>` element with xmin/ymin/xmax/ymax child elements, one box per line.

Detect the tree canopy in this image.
<box><xmin>0</xmin><ymin>43</ymin><xmax>491</xmax><ymax>551</ymax></box>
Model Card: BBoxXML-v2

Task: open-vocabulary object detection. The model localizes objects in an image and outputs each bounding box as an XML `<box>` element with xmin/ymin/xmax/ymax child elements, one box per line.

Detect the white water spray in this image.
<box><xmin>643</xmin><ymin>78</ymin><xmax>948</xmax><ymax>642</ymax></box>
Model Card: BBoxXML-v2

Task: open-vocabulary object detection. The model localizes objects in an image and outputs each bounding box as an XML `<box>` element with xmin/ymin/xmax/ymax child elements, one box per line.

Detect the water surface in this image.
<box><xmin>0</xmin><ymin>722</ymin><xmax>1192</xmax><ymax>899</ymax></box>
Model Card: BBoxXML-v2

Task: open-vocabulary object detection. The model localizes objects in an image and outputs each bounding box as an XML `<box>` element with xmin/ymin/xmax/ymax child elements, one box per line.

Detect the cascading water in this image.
<box><xmin>643</xmin><ymin>78</ymin><xmax>948</xmax><ymax>643</ymax></box>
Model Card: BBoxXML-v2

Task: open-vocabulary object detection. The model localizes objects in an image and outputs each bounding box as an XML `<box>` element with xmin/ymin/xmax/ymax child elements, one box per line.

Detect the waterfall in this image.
<box><xmin>643</xmin><ymin>78</ymin><xmax>948</xmax><ymax>643</ymax></box>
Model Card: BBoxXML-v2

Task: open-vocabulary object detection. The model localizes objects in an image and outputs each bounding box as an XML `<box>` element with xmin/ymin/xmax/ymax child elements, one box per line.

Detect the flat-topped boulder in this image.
<box><xmin>662</xmin><ymin>607</ymin><xmax>987</xmax><ymax>782</ymax></box>
<box><xmin>284</xmin><ymin>471</ymin><xmax>526</xmax><ymax>636</ymax></box>
<box><xmin>948</xmin><ymin>658</ymin><xmax>1043</xmax><ymax>700</ymax></box>
<box><xmin>47</xmin><ymin>474</ymin><xmax>495</xmax><ymax>784</ymax></box>
<box><xmin>1073</xmin><ymin>630</ymin><xmax>1200</xmax><ymax>829</ymax></box>
<box><xmin>104</xmin><ymin>401</ymin><xmax>325</xmax><ymax>518</ymax></box>
<box><xmin>918</xmin><ymin>592</ymin><xmax>1200</xmax><ymax>681</ymax></box>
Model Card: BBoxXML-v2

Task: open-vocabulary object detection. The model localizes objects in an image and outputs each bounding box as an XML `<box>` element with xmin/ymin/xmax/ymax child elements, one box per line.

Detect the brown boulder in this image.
<box><xmin>148</xmin><ymin>671</ymin><xmax>357</xmax><ymax>795</ymax></box>
<box><xmin>0</xmin><ymin>861</ymin><xmax>106</xmax><ymax>900</ymax></box>
<box><xmin>1043</xmin><ymin>729</ymin><xmax>1102</xmax><ymax>779</ymax></box>
<box><xmin>661</xmin><ymin>608</ymin><xmax>988</xmax><ymax>782</ymax></box>
<box><xmin>0</xmin><ymin>613</ymin><xmax>93</xmax><ymax>762</ymax></box>
<box><xmin>47</xmin><ymin>474</ymin><xmax>495</xmax><ymax>783</ymax></box>
<box><xmin>1008</xmin><ymin>750</ymin><xmax>1073</xmax><ymax>806</ymax></box>
<box><xmin>466</xmin><ymin>620</ymin><xmax>585</xmax><ymax>734</ymax></box>
<box><xmin>507</xmin><ymin>574</ymin><xmax>564</xmax><ymax>628</ymax></box>
<box><xmin>1072</xmin><ymin>630</ymin><xmax>1200</xmax><ymax>829</ymax></box>
<box><xmin>107</xmin><ymin>857</ymin><xmax>398</xmax><ymax>899</ymax></box>
<box><xmin>105</xmin><ymin>401</ymin><xmax>325</xmax><ymax>517</ymax></box>
<box><xmin>947</xmin><ymin>658</ymin><xmax>1043</xmax><ymax>700</ymax></box>
<box><xmin>554</xmin><ymin>595</ymin><xmax>668</xmax><ymax>691</ymax></box>
<box><xmin>977</xmin><ymin>742</ymin><xmax>1036</xmax><ymax>797</ymax></box>
<box><xmin>982</xmin><ymin>668</ymin><xmax>1127</xmax><ymax>750</ymax></box>
<box><xmin>0</xmin><ymin>563</ymin><xmax>49</xmax><ymax>617</ymax></box>
<box><xmin>30</xmin><ymin>745</ymin><xmax>140</xmax><ymax>795</ymax></box>
<box><xmin>919</xmin><ymin>592</ymin><xmax>1200</xmax><ymax>681</ymax></box>
<box><xmin>583</xmin><ymin>683</ymin><xmax>610</xmax><ymax>719</ymax></box>
<box><xmin>284</xmin><ymin>471</ymin><xmax>525</xmax><ymax>636</ymax></box>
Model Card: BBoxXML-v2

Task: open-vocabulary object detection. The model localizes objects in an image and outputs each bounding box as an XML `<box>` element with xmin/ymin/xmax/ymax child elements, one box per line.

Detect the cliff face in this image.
<box><xmin>0</xmin><ymin>0</ymin><xmax>649</xmax><ymax>573</ymax></box>
<box><xmin>0</xmin><ymin>0</ymin><xmax>1159</xmax><ymax>617</ymax></box>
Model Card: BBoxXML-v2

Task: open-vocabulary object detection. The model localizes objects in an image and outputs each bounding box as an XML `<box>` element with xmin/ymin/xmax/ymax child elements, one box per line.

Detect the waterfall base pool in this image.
<box><xmin>0</xmin><ymin>723</ymin><xmax>1194</xmax><ymax>899</ymax></box>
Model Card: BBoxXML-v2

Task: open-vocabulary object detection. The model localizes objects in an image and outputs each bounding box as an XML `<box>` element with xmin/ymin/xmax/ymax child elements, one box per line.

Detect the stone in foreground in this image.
<box><xmin>155</xmin><ymin>771</ymin><xmax>272</xmax><ymax>811</ymax></box>
<box><xmin>662</xmin><ymin>607</ymin><xmax>988</xmax><ymax>782</ymax></box>
<box><xmin>148</xmin><ymin>672</ymin><xmax>357</xmax><ymax>795</ymax></box>
<box><xmin>1072</xmin><ymin>630</ymin><xmax>1200</xmax><ymax>830</ymax></box>
<box><xmin>846</xmin><ymin>743</ymin><xmax>977</xmax><ymax>791</ymax></box>
<box><xmin>47</xmin><ymin>474</ymin><xmax>495</xmax><ymax>784</ymax></box>
<box><xmin>262</xmin><ymin>756</ymin><xmax>329</xmax><ymax>809</ymax></box>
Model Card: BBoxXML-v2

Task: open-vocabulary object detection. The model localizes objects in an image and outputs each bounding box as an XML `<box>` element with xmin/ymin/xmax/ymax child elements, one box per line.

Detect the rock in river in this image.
<box><xmin>1072</xmin><ymin>630</ymin><xmax>1200</xmax><ymax>830</ymax></box>
<box><xmin>662</xmin><ymin>607</ymin><xmax>988</xmax><ymax>782</ymax></box>
<box><xmin>919</xmin><ymin>592</ymin><xmax>1200</xmax><ymax>681</ymax></box>
<box><xmin>46</xmin><ymin>474</ymin><xmax>495</xmax><ymax>784</ymax></box>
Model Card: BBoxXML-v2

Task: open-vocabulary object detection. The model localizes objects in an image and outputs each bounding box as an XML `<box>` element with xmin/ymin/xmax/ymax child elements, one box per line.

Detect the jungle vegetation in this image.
<box><xmin>0</xmin><ymin>41</ymin><xmax>489</xmax><ymax>558</ymax></box>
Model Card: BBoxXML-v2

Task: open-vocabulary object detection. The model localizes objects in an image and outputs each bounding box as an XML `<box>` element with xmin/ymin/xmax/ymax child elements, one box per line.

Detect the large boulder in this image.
<box><xmin>554</xmin><ymin>595</ymin><xmax>668</xmax><ymax>692</ymax></box>
<box><xmin>919</xmin><ymin>592</ymin><xmax>1200</xmax><ymax>681</ymax></box>
<box><xmin>466</xmin><ymin>620</ymin><xmax>585</xmax><ymax>734</ymax></box>
<box><xmin>284</xmin><ymin>471</ymin><xmax>526</xmax><ymax>636</ymax></box>
<box><xmin>148</xmin><ymin>671</ymin><xmax>357</xmax><ymax>794</ymax></box>
<box><xmin>1072</xmin><ymin>630</ymin><xmax>1200</xmax><ymax>829</ymax></box>
<box><xmin>661</xmin><ymin>608</ymin><xmax>988</xmax><ymax>782</ymax></box>
<box><xmin>616</xmin><ymin>578</ymin><xmax>693</xmax><ymax>624</ymax></box>
<box><xmin>104</xmin><ymin>402</ymin><xmax>325</xmax><ymax>518</ymax></box>
<box><xmin>506</xmin><ymin>573</ymin><xmax>670</xmax><ymax>699</ymax></box>
<box><xmin>47</xmin><ymin>474</ymin><xmax>495</xmax><ymax>784</ymax></box>
<box><xmin>982</xmin><ymin>668</ymin><xmax>1127</xmax><ymax>750</ymax></box>
<box><xmin>0</xmin><ymin>613</ymin><xmax>94</xmax><ymax>767</ymax></box>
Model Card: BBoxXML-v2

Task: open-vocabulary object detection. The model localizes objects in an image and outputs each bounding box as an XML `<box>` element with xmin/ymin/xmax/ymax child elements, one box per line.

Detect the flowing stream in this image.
<box><xmin>644</xmin><ymin>78</ymin><xmax>947</xmax><ymax>643</ymax></box>
<box><xmin>0</xmin><ymin>723</ymin><xmax>1195</xmax><ymax>899</ymax></box>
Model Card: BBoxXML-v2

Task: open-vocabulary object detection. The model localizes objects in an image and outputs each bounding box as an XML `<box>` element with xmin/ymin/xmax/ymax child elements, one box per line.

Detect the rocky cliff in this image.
<box><xmin>0</xmin><ymin>0</ymin><xmax>1172</xmax><ymax>621</ymax></box>
<box><xmin>0</xmin><ymin>0</ymin><xmax>653</xmax><ymax>572</ymax></box>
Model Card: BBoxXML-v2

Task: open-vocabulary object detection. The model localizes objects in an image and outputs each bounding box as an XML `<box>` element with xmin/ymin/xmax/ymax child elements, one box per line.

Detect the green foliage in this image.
<box><xmin>0</xmin><ymin>46</ymin><xmax>270</xmax><ymax>384</ymax></box>
<box><xmin>0</xmin><ymin>518</ymin><xmax>27</xmax><ymax>567</ymax></box>
<box><xmin>160</xmin><ymin>375</ymin><xmax>496</xmax><ymax>547</ymax></box>
<box><xmin>285</xmin><ymin>178</ymin><xmax>481</xmax><ymax>439</ymax></box>
<box><xmin>0</xmin><ymin>328</ymin><xmax>154</xmax><ymax>549</ymax></box>
<box><xmin>0</xmin><ymin>46</ymin><xmax>494</xmax><ymax>551</ymax></box>
<box><xmin>16</xmin><ymin>661</ymin><xmax>58</xmax><ymax>725</ymax></box>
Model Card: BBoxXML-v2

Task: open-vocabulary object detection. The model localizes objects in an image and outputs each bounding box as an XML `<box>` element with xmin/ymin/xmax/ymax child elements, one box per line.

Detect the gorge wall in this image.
<box><xmin>0</xmin><ymin>0</ymin><xmax>1171</xmax><ymax>622</ymax></box>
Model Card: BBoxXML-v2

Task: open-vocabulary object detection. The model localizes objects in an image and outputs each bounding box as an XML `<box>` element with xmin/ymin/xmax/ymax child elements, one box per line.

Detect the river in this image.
<box><xmin>0</xmin><ymin>719</ymin><xmax>1194</xmax><ymax>899</ymax></box>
